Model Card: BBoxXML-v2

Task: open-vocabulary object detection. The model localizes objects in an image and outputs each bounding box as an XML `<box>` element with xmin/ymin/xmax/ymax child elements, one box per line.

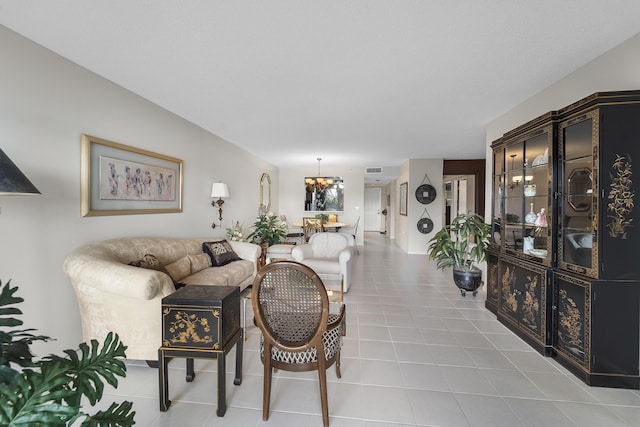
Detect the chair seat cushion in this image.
<box><xmin>266</xmin><ymin>244</ymin><xmax>296</xmax><ymax>255</ymax></box>
<box><xmin>260</xmin><ymin>314</ymin><xmax>342</xmax><ymax>364</ymax></box>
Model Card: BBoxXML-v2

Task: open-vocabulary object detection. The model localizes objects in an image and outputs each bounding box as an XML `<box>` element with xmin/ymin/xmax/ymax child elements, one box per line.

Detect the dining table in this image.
<box><xmin>292</xmin><ymin>221</ymin><xmax>349</xmax><ymax>232</ymax></box>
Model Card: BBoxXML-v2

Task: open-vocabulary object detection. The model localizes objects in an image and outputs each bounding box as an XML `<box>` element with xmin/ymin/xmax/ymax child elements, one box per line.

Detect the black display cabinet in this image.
<box><xmin>488</xmin><ymin>90</ymin><xmax>640</xmax><ymax>389</ymax></box>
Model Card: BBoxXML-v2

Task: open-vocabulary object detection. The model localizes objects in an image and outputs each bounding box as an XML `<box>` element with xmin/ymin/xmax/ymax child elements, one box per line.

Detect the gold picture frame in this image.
<box><xmin>80</xmin><ymin>134</ymin><xmax>183</xmax><ymax>217</ymax></box>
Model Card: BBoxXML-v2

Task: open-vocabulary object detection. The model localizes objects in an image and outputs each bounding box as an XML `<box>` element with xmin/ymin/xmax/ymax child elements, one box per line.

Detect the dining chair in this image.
<box><xmin>302</xmin><ymin>217</ymin><xmax>323</xmax><ymax>242</ymax></box>
<box><xmin>280</xmin><ymin>215</ymin><xmax>304</xmax><ymax>244</ymax></box>
<box><xmin>251</xmin><ymin>261</ymin><xmax>346</xmax><ymax>427</ymax></box>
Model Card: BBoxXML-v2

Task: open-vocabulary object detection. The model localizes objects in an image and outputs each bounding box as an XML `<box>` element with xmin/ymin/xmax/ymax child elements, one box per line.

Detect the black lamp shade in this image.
<box><xmin>0</xmin><ymin>148</ymin><xmax>40</xmax><ymax>195</ymax></box>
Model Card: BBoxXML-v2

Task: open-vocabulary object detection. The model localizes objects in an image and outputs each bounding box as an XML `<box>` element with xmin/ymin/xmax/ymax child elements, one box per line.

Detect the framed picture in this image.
<box><xmin>80</xmin><ymin>134</ymin><xmax>183</xmax><ymax>217</ymax></box>
<box><xmin>399</xmin><ymin>182</ymin><xmax>408</xmax><ymax>216</ymax></box>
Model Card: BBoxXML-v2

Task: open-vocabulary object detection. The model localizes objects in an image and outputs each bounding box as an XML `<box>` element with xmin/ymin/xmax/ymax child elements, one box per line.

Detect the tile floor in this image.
<box><xmin>96</xmin><ymin>232</ymin><xmax>640</xmax><ymax>426</ymax></box>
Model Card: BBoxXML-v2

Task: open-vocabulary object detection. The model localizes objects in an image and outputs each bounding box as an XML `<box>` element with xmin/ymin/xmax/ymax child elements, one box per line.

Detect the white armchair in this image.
<box><xmin>291</xmin><ymin>232</ymin><xmax>355</xmax><ymax>292</ymax></box>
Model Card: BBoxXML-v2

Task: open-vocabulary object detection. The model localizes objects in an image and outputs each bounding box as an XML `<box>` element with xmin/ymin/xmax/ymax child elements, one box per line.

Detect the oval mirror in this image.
<box><xmin>260</xmin><ymin>173</ymin><xmax>271</xmax><ymax>212</ymax></box>
<box><xmin>568</xmin><ymin>167</ymin><xmax>592</xmax><ymax>212</ymax></box>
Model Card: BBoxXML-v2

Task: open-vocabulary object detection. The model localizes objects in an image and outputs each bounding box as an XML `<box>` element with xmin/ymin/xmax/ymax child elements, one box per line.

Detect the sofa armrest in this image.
<box><xmin>338</xmin><ymin>247</ymin><xmax>353</xmax><ymax>264</ymax></box>
<box><xmin>228</xmin><ymin>241</ymin><xmax>261</xmax><ymax>276</ymax></box>
<box><xmin>291</xmin><ymin>244</ymin><xmax>314</xmax><ymax>261</ymax></box>
<box><xmin>63</xmin><ymin>256</ymin><xmax>173</xmax><ymax>300</ymax></box>
<box><xmin>228</xmin><ymin>240</ymin><xmax>261</xmax><ymax>261</ymax></box>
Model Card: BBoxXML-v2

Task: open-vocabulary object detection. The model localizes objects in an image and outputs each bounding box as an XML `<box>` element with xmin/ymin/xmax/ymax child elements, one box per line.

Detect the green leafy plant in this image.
<box><xmin>427</xmin><ymin>212</ymin><xmax>491</xmax><ymax>271</ymax></box>
<box><xmin>314</xmin><ymin>213</ymin><xmax>329</xmax><ymax>222</ymax></box>
<box><xmin>0</xmin><ymin>279</ymin><xmax>135</xmax><ymax>426</ymax></box>
<box><xmin>247</xmin><ymin>212</ymin><xmax>287</xmax><ymax>246</ymax></box>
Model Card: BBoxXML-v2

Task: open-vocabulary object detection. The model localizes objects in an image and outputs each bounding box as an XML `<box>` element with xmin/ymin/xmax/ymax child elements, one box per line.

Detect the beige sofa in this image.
<box><xmin>63</xmin><ymin>237</ymin><xmax>261</xmax><ymax>361</ymax></box>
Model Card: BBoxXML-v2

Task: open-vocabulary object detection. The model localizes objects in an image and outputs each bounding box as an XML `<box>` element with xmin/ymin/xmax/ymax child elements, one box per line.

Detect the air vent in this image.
<box><xmin>365</xmin><ymin>167</ymin><xmax>383</xmax><ymax>174</ymax></box>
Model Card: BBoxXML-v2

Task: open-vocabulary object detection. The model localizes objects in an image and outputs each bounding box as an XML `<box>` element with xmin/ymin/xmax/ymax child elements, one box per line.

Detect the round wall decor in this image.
<box><xmin>417</xmin><ymin>217</ymin><xmax>434</xmax><ymax>234</ymax></box>
<box><xmin>415</xmin><ymin>184</ymin><xmax>436</xmax><ymax>204</ymax></box>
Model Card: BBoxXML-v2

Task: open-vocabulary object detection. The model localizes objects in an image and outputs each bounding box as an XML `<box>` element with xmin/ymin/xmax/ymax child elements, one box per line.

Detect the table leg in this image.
<box><xmin>234</xmin><ymin>330</ymin><xmax>243</xmax><ymax>385</ymax></box>
<box><xmin>186</xmin><ymin>357</ymin><xmax>195</xmax><ymax>382</ymax></box>
<box><xmin>158</xmin><ymin>349</ymin><xmax>171</xmax><ymax>411</ymax></box>
<box><xmin>216</xmin><ymin>352</ymin><xmax>227</xmax><ymax>417</ymax></box>
<box><xmin>242</xmin><ymin>296</ymin><xmax>247</xmax><ymax>341</ymax></box>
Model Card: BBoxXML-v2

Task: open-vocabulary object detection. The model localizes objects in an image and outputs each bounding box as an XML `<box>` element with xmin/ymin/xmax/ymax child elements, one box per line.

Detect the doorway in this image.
<box><xmin>443</xmin><ymin>176</ymin><xmax>471</xmax><ymax>226</ymax></box>
<box><xmin>364</xmin><ymin>187</ymin><xmax>382</xmax><ymax>232</ymax></box>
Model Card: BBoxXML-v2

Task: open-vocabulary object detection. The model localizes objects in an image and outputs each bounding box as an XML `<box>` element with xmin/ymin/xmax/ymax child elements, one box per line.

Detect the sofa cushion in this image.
<box><xmin>215</xmin><ymin>260</ymin><xmax>255</xmax><ymax>286</ymax></box>
<box><xmin>202</xmin><ymin>240</ymin><xmax>242</xmax><ymax>267</ymax></box>
<box><xmin>128</xmin><ymin>253</ymin><xmax>176</xmax><ymax>288</ymax></box>
<box><xmin>188</xmin><ymin>253</ymin><xmax>212</xmax><ymax>273</ymax></box>
<box><xmin>180</xmin><ymin>269</ymin><xmax>229</xmax><ymax>286</ymax></box>
<box><xmin>129</xmin><ymin>253</ymin><xmax>170</xmax><ymax>274</ymax></box>
<box><xmin>180</xmin><ymin>260</ymin><xmax>255</xmax><ymax>289</ymax></box>
<box><xmin>164</xmin><ymin>256</ymin><xmax>191</xmax><ymax>282</ymax></box>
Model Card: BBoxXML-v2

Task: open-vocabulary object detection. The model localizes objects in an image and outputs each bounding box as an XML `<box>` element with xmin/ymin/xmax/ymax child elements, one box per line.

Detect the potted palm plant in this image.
<box><xmin>427</xmin><ymin>212</ymin><xmax>491</xmax><ymax>296</ymax></box>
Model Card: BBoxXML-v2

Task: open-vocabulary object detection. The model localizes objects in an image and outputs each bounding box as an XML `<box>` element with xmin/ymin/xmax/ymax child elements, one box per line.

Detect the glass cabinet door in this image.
<box><xmin>558</xmin><ymin>111</ymin><xmax>596</xmax><ymax>276</ymax></box>
<box><xmin>522</xmin><ymin>129</ymin><xmax>552</xmax><ymax>263</ymax></box>
<box><xmin>491</xmin><ymin>147</ymin><xmax>504</xmax><ymax>247</ymax></box>
<box><xmin>504</xmin><ymin>142</ymin><xmax>524</xmax><ymax>254</ymax></box>
<box><xmin>501</xmin><ymin>125</ymin><xmax>552</xmax><ymax>265</ymax></box>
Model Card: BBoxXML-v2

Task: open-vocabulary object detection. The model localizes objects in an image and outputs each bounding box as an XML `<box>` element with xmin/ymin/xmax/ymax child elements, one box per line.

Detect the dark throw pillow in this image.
<box><xmin>129</xmin><ymin>253</ymin><xmax>175</xmax><ymax>284</ymax></box>
<box><xmin>202</xmin><ymin>240</ymin><xmax>242</xmax><ymax>267</ymax></box>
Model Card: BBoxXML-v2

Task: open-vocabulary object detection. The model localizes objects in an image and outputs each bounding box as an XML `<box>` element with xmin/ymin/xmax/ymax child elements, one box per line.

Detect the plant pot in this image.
<box><xmin>452</xmin><ymin>266</ymin><xmax>483</xmax><ymax>297</ymax></box>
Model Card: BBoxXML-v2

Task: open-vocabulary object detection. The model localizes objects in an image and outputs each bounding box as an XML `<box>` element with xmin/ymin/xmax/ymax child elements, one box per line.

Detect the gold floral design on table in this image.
<box><xmin>521</xmin><ymin>274</ymin><xmax>539</xmax><ymax>331</ymax></box>
<box><xmin>557</xmin><ymin>289</ymin><xmax>583</xmax><ymax>357</ymax></box>
<box><xmin>607</xmin><ymin>153</ymin><xmax>634</xmax><ymax>239</ymax></box>
<box><xmin>163</xmin><ymin>309</ymin><xmax>219</xmax><ymax>349</ymax></box>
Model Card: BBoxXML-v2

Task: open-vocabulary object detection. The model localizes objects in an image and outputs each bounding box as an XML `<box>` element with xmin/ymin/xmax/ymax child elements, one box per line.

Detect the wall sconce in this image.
<box><xmin>210</xmin><ymin>182</ymin><xmax>229</xmax><ymax>229</ymax></box>
<box><xmin>0</xmin><ymin>148</ymin><xmax>41</xmax><ymax>195</ymax></box>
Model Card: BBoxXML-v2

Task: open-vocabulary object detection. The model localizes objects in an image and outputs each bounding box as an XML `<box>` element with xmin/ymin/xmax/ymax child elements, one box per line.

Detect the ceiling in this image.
<box><xmin>1</xmin><ymin>1</ymin><xmax>640</xmax><ymax>184</ymax></box>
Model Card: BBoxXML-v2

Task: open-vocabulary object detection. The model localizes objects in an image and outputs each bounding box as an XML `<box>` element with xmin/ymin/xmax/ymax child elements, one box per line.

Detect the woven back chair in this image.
<box><xmin>302</xmin><ymin>217</ymin><xmax>323</xmax><ymax>242</ymax></box>
<box><xmin>251</xmin><ymin>261</ymin><xmax>345</xmax><ymax>427</ymax></box>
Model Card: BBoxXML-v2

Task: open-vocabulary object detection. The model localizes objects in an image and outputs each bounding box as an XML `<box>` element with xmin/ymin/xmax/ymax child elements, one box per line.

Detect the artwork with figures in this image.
<box><xmin>304</xmin><ymin>177</ymin><xmax>344</xmax><ymax>211</ymax></box>
<box><xmin>100</xmin><ymin>156</ymin><xmax>177</xmax><ymax>201</ymax></box>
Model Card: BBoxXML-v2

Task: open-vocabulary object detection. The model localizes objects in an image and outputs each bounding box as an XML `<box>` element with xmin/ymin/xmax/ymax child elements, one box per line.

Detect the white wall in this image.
<box><xmin>278</xmin><ymin>166</ymin><xmax>364</xmax><ymax>246</ymax></box>
<box><xmin>485</xmin><ymin>32</ymin><xmax>640</xmax><ymax>220</ymax></box>
<box><xmin>395</xmin><ymin>158</ymin><xmax>444</xmax><ymax>254</ymax></box>
<box><xmin>0</xmin><ymin>26</ymin><xmax>277</xmax><ymax>355</ymax></box>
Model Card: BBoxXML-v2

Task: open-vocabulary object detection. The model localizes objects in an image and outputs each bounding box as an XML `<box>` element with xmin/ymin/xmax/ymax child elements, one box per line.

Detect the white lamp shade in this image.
<box><xmin>211</xmin><ymin>182</ymin><xmax>229</xmax><ymax>198</ymax></box>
